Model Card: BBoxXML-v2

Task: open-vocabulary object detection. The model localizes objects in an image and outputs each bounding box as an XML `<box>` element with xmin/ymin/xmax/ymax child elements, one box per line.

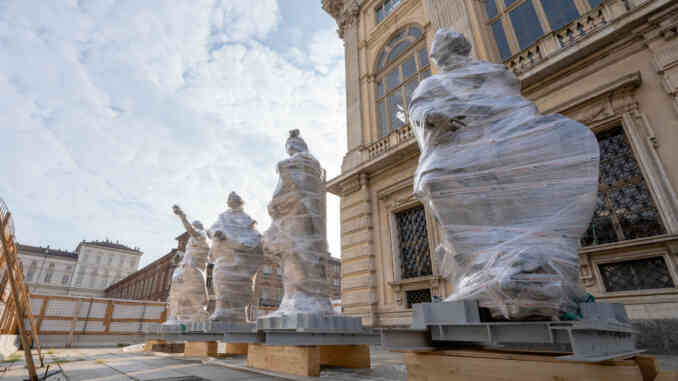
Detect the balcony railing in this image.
<box><xmin>505</xmin><ymin>0</ymin><xmax>630</xmax><ymax>76</ymax></box>
<box><xmin>365</xmin><ymin>124</ymin><xmax>415</xmax><ymax>160</ymax></box>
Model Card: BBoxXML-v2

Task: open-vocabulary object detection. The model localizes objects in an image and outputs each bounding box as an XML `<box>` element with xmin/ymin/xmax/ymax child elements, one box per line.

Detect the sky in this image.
<box><xmin>0</xmin><ymin>0</ymin><xmax>347</xmax><ymax>266</ymax></box>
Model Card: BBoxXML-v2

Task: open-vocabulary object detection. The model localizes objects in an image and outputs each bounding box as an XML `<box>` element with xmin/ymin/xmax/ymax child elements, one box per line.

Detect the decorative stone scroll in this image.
<box><xmin>408</xmin><ymin>29</ymin><xmax>600</xmax><ymax>319</ymax></box>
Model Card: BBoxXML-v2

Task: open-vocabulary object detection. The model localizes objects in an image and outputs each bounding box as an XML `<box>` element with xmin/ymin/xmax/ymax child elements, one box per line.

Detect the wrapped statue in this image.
<box><xmin>408</xmin><ymin>29</ymin><xmax>600</xmax><ymax>319</ymax></box>
<box><xmin>165</xmin><ymin>205</ymin><xmax>209</xmax><ymax>323</ymax></box>
<box><xmin>263</xmin><ymin>129</ymin><xmax>334</xmax><ymax>316</ymax></box>
<box><xmin>208</xmin><ymin>192</ymin><xmax>264</xmax><ymax>322</ymax></box>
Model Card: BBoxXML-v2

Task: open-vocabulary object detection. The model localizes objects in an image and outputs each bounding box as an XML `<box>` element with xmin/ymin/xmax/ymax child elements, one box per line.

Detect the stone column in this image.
<box><xmin>339</xmin><ymin>2</ymin><xmax>364</xmax><ymax>171</ymax></box>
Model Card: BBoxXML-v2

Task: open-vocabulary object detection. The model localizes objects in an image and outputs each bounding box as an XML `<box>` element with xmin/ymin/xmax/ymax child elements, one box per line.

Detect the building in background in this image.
<box><xmin>17</xmin><ymin>244</ymin><xmax>78</xmax><ymax>296</ymax></box>
<box><xmin>322</xmin><ymin>0</ymin><xmax>678</xmax><ymax>332</ymax></box>
<box><xmin>104</xmin><ymin>233</ymin><xmax>187</xmax><ymax>302</ymax></box>
<box><xmin>72</xmin><ymin>240</ymin><xmax>142</xmax><ymax>294</ymax></box>
<box><xmin>328</xmin><ymin>256</ymin><xmax>342</xmax><ymax>300</ymax></box>
<box><xmin>17</xmin><ymin>239</ymin><xmax>143</xmax><ymax>297</ymax></box>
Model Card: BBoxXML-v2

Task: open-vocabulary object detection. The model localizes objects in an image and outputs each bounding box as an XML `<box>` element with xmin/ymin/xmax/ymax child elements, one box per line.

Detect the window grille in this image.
<box><xmin>395</xmin><ymin>205</ymin><xmax>433</xmax><ymax>279</ymax></box>
<box><xmin>599</xmin><ymin>257</ymin><xmax>674</xmax><ymax>292</ymax></box>
<box><xmin>406</xmin><ymin>289</ymin><xmax>432</xmax><ymax>308</ymax></box>
<box><xmin>581</xmin><ymin>126</ymin><xmax>666</xmax><ymax>246</ymax></box>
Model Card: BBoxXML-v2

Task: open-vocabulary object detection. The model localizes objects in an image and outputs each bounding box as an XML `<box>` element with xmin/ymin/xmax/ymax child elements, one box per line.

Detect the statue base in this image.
<box><xmin>382</xmin><ymin>300</ymin><xmax>644</xmax><ymax>362</ymax></box>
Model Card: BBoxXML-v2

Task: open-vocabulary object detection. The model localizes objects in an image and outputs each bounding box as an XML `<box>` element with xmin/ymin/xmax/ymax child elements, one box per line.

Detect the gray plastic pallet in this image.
<box><xmin>144</xmin><ymin>314</ymin><xmax>379</xmax><ymax>346</ymax></box>
<box><xmin>381</xmin><ymin>301</ymin><xmax>644</xmax><ymax>362</ymax></box>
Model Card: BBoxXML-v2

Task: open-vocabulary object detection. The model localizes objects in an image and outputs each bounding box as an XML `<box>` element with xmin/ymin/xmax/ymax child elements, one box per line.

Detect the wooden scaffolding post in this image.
<box><xmin>0</xmin><ymin>199</ymin><xmax>42</xmax><ymax>381</ymax></box>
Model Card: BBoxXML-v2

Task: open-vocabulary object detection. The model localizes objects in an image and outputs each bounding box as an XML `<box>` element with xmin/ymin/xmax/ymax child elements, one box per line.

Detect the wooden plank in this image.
<box><xmin>634</xmin><ymin>355</ymin><xmax>659</xmax><ymax>381</ymax></box>
<box><xmin>0</xmin><ymin>212</ymin><xmax>38</xmax><ymax>381</ymax></box>
<box><xmin>144</xmin><ymin>339</ymin><xmax>167</xmax><ymax>352</ymax></box>
<box><xmin>184</xmin><ymin>341</ymin><xmax>217</xmax><ymax>357</ymax></box>
<box><xmin>655</xmin><ymin>371</ymin><xmax>678</xmax><ymax>381</ymax></box>
<box><xmin>319</xmin><ymin>345</ymin><xmax>370</xmax><ymax>369</ymax></box>
<box><xmin>103</xmin><ymin>301</ymin><xmax>114</xmax><ymax>333</ymax></box>
<box><xmin>36</xmin><ymin>296</ymin><xmax>49</xmax><ymax>332</ymax></box>
<box><xmin>223</xmin><ymin>343</ymin><xmax>248</xmax><ymax>355</ymax></box>
<box><xmin>404</xmin><ymin>351</ymin><xmax>645</xmax><ymax>381</ymax></box>
<box><xmin>248</xmin><ymin>344</ymin><xmax>320</xmax><ymax>377</ymax></box>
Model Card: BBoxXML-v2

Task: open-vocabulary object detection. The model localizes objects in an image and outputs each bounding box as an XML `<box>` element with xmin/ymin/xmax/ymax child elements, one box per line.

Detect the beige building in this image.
<box><xmin>72</xmin><ymin>240</ymin><xmax>142</xmax><ymax>294</ymax></box>
<box><xmin>322</xmin><ymin>0</ymin><xmax>678</xmax><ymax>329</ymax></box>
<box><xmin>17</xmin><ymin>244</ymin><xmax>78</xmax><ymax>296</ymax></box>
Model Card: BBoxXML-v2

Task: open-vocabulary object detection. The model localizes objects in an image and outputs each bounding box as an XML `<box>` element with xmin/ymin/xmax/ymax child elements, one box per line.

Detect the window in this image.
<box><xmin>276</xmin><ymin>266</ymin><xmax>282</xmax><ymax>276</ymax></box>
<box><xmin>599</xmin><ymin>257</ymin><xmax>675</xmax><ymax>292</ymax></box>
<box><xmin>62</xmin><ymin>265</ymin><xmax>72</xmax><ymax>286</ymax></box>
<box><xmin>26</xmin><ymin>260</ymin><xmax>37</xmax><ymax>282</ymax></box>
<box><xmin>395</xmin><ymin>205</ymin><xmax>433</xmax><ymax>279</ymax></box>
<box><xmin>375</xmin><ymin>0</ymin><xmax>401</xmax><ymax>25</ymax></box>
<box><xmin>263</xmin><ymin>264</ymin><xmax>272</xmax><ymax>274</ymax></box>
<box><xmin>43</xmin><ymin>263</ymin><xmax>55</xmax><ymax>284</ymax></box>
<box><xmin>485</xmin><ymin>0</ymin><xmax>602</xmax><ymax>61</ymax></box>
<box><xmin>75</xmin><ymin>272</ymin><xmax>84</xmax><ymax>287</ymax></box>
<box><xmin>107</xmin><ymin>256</ymin><xmax>113</xmax><ymax>265</ymax></box>
<box><xmin>406</xmin><ymin>289</ymin><xmax>432</xmax><ymax>308</ymax></box>
<box><xmin>375</xmin><ymin>25</ymin><xmax>430</xmax><ymax>138</ymax></box>
<box><xmin>333</xmin><ymin>279</ymin><xmax>340</xmax><ymax>286</ymax></box>
<box><xmin>581</xmin><ymin>126</ymin><xmax>666</xmax><ymax>247</ymax></box>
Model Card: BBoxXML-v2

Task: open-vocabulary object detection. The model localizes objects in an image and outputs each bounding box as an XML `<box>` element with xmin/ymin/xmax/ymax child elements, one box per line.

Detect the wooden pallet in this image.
<box><xmin>403</xmin><ymin>349</ymin><xmax>659</xmax><ymax>381</ymax></box>
<box><xmin>247</xmin><ymin>344</ymin><xmax>370</xmax><ymax>377</ymax></box>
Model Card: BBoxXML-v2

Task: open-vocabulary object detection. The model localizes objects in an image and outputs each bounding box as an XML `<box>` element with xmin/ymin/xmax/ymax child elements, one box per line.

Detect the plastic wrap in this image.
<box><xmin>208</xmin><ymin>192</ymin><xmax>264</xmax><ymax>322</ymax></box>
<box><xmin>166</xmin><ymin>207</ymin><xmax>209</xmax><ymax>323</ymax></box>
<box><xmin>408</xmin><ymin>29</ymin><xmax>600</xmax><ymax>320</ymax></box>
<box><xmin>262</xmin><ymin>130</ymin><xmax>334</xmax><ymax>316</ymax></box>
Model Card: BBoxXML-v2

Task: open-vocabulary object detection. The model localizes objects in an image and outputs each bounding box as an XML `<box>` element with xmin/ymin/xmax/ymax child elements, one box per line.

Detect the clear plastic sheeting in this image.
<box><xmin>408</xmin><ymin>29</ymin><xmax>600</xmax><ymax>320</ymax></box>
<box><xmin>166</xmin><ymin>206</ymin><xmax>209</xmax><ymax>323</ymax></box>
<box><xmin>208</xmin><ymin>192</ymin><xmax>264</xmax><ymax>322</ymax></box>
<box><xmin>262</xmin><ymin>130</ymin><xmax>334</xmax><ymax>316</ymax></box>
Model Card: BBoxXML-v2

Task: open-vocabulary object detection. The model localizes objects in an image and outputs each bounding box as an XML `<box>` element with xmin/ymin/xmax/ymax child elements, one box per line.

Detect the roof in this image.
<box><xmin>79</xmin><ymin>240</ymin><xmax>142</xmax><ymax>253</ymax></box>
<box><xmin>17</xmin><ymin>243</ymin><xmax>78</xmax><ymax>260</ymax></box>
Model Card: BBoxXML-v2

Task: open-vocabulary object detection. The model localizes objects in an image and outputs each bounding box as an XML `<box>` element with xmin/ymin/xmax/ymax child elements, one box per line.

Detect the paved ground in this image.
<box><xmin>1</xmin><ymin>346</ymin><xmax>677</xmax><ymax>381</ymax></box>
<box><xmin>0</xmin><ymin>346</ymin><xmax>405</xmax><ymax>381</ymax></box>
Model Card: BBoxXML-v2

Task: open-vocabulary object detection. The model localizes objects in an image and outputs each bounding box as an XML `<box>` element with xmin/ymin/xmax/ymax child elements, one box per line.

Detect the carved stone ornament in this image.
<box><xmin>409</xmin><ymin>29</ymin><xmax>600</xmax><ymax>319</ymax></box>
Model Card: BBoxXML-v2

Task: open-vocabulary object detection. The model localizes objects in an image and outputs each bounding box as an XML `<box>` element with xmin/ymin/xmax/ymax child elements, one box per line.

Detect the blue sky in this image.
<box><xmin>0</xmin><ymin>0</ymin><xmax>347</xmax><ymax>266</ymax></box>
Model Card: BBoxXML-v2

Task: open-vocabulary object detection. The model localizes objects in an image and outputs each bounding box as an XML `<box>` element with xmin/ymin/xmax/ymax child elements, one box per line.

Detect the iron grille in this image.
<box><xmin>599</xmin><ymin>257</ymin><xmax>674</xmax><ymax>292</ymax></box>
<box><xmin>395</xmin><ymin>205</ymin><xmax>433</xmax><ymax>279</ymax></box>
<box><xmin>406</xmin><ymin>289</ymin><xmax>432</xmax><ymax>308</ymax></box>
<box><xmin>581</xmin><ymin>126</ymin><xmax>666</xmax><ymax>246</ymax></box>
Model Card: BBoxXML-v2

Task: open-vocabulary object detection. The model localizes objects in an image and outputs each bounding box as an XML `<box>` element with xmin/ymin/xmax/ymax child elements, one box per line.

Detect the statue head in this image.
<box><xmin>430</xmin><ymin>29</ymin><xmax>472</xmax><ymax>71</ymax></box>
<box><xmin>192</xmin><ymin>220</ymin><xmax>204</xmax><ymax>231</ymax></box>
<box><xmin>286</xmin><ymin>129</ymin><xmax>309</xmax><ymax>156</ymax></box>
<box><xmin>227</xmin><ymin>191</ymin><xmax>244</xmax><ymax>210</ymax></box>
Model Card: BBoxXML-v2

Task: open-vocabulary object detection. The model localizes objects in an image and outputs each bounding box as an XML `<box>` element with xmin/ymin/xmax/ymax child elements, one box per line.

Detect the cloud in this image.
<box><xmin>0</xmin><ymin>0</ymin><xmax>346</xmax><ymax>266</ymax></box>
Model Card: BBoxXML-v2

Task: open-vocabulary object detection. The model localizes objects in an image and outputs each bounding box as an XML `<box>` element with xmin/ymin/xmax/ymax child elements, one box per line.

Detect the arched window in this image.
<box><xmin>485</xmin><ymin>0</ymin><xmax>604</xmax><ymax>61</ymax></box>
<box><xmin>375</xmin><ymin>25</ymin><xmax>430</xmax><ymax>138</ymax></box>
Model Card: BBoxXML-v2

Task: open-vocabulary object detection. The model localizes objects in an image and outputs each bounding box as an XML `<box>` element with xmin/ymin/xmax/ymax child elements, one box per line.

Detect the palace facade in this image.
<box><xmin>322</xmin><ymin>0</ymin><xmax>678</xmax><ymax>333</ymax></box>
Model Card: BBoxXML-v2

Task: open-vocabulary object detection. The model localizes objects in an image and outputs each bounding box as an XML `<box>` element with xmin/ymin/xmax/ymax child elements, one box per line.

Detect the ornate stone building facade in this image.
<box><xmin>72</xmin><ymin>240</ymin><xmax>142</xmax><ymax>291</ymax></box>
<box><xmin>322</xmin><ymin>0</ymin><xmax>678</xmax><ymax>329</ymax></box>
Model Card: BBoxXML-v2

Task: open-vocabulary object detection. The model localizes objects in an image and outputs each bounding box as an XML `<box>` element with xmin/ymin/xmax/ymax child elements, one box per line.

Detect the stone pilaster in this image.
<box><xmin>339</xmin><ymin>2</ymin><xmax>364</xmax><ymax>171</ymax></box>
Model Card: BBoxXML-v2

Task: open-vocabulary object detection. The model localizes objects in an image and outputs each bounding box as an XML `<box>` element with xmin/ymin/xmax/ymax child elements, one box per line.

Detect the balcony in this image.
<box><xmin>504</xmin><ymin>0</ymin><xmax>654</xmax><ymax>86</ymax></box>
<box><xmin>365</xmin><ymin>124</ymin><xmax>415</xmax><ymax>161</ymax></box>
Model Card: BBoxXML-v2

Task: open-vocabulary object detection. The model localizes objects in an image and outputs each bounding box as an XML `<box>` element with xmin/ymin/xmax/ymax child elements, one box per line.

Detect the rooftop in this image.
<box><xmin>16</xmin><ymin>243</ymin><xmax>78</xmax><ymax>260</ymax></box>
<box><xmin>80</xmin><ymin>239</ymin><xmax>142</xmax><ymax>253</ymax></box>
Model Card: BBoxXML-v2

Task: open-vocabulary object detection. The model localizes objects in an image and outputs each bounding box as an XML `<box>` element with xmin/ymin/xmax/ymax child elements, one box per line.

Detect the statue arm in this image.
<box><xmin>172</xmin><ymin>205</ymin><xmax>199</xmax><ymax>238</ymax></box>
